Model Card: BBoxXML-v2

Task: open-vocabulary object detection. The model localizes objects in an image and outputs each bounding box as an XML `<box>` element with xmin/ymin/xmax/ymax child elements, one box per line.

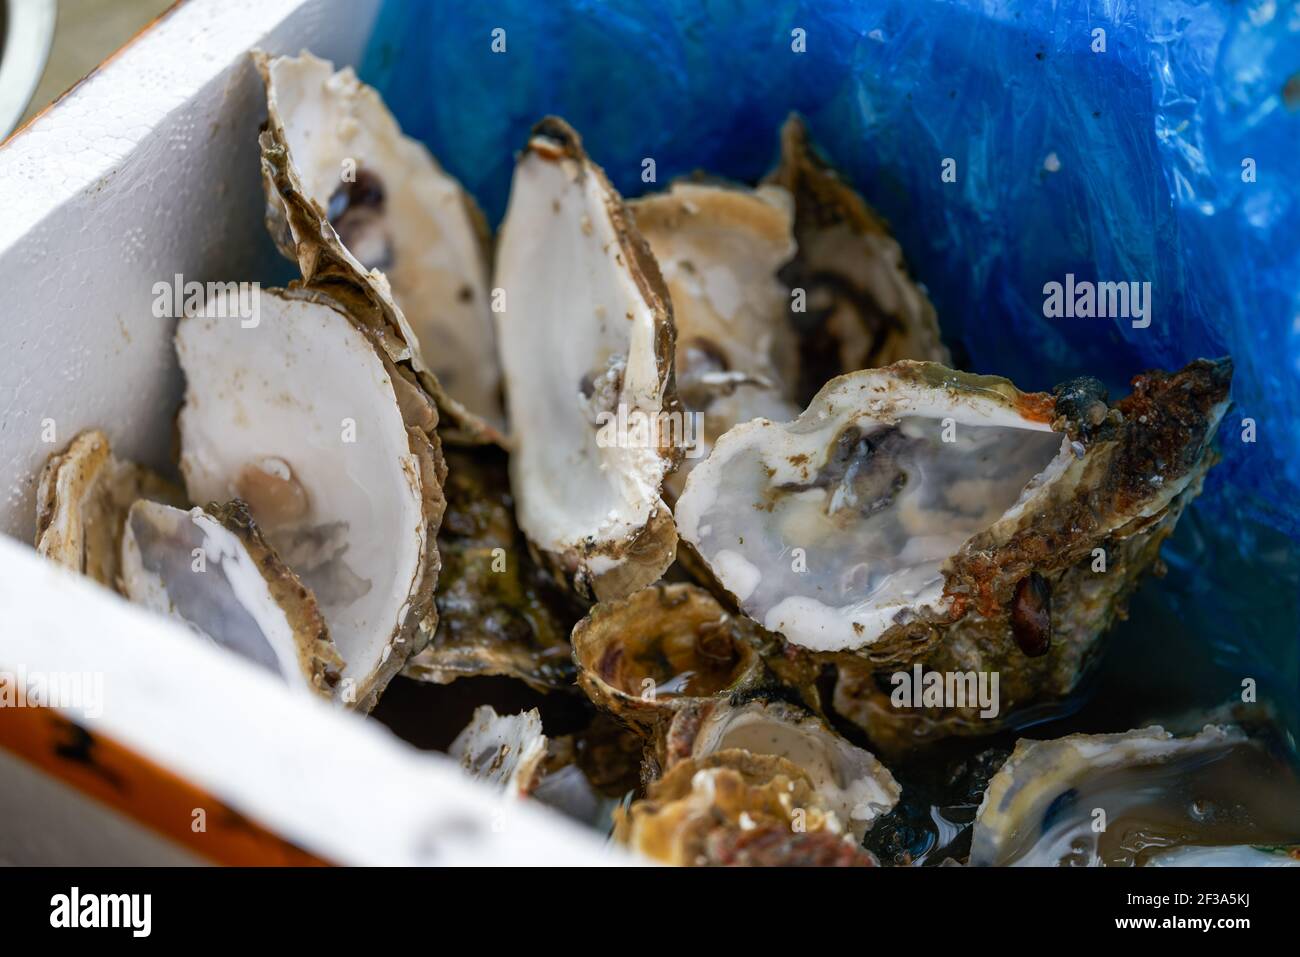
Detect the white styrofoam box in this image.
<box><xmin>0</xmin><ymin>0</ymin><xmax>616</xmax><ymax>865</ymax></box>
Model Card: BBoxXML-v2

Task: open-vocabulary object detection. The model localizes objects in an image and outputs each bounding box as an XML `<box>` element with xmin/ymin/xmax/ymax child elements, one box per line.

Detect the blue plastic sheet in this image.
<box><xmin>363</xmin><ymin>1</ymin><xmax>1300</xmax><ymax>727</ymax></box>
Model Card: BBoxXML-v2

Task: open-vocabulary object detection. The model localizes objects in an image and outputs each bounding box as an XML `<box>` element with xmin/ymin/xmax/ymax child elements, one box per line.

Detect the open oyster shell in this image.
<box><xmin>629</xmin><ymin>182</ymin><xmax>800</xmax><ymax>498</ymax></box>
<box><xmin>35</xmin><ymin>429</ymin><xmax>183</xmax><ymax>590</ymax></box>
<box><xmin>570</xmin><ymin>583</ymin><xmax>802</xmax><ymax>731</ymax></box>
<box><xmin>402</xmin><ymin>447</ymin><xmax>578</xmax><ymax>692</ymax></box>
<box><xmin>655</xmin><ymin>698</ymin><xmax>900</xmax><ymax>840</ymax></box>
<box><xmin>830</xmin><ymin>360</ymin><xmax>1231</xmax><ymax>747</ymax></box>
<box><xmin>121</xmin><ymin>500</ymin><xmax>343</xmax><ymax>698</ymax></box>
<box><xmin>493</xmin><ymin>117</ymin><xmax>681</xmax><ymax>601</ymax></box>
<box><xmin>451</xmin><ymin>707</ymin><xmax>639</xmax><ymax>830</ymax></box>
<box><xmin>255</xmin><ymin>51</ymin><xmax>501</xmax><ymax>443</ymax></box>
<box><xmin>675</xmin><ymin>359</ymin><xmax>1230</xmax><ymax>695</ymax></box>
<box><xmin>449</xmin><ymin>705</ymin><xmax>549</xmax><ymax>798</ymax></box>
<box><xmin>1145</xmin><ymin>845</ymin><xmax>1300</xmax><ymax>867</ymax></box>
<box><xmin>176</xmin><ymin>285</ymin><xmax>445</xmax><ymax>710</ymax></box>
<box><xmin>764</xmin><ymin>115</ymin><xmax>949</xmax><ymax>404</ymax></box>
<box><xmin>615</xmin><ymin>749</ymin><xmax>879</xmax><ymax>866</ymax></box>
<box><xmin>971</xmin><ymin>722</ymin><xmax>1300</xmax><ymax>866</ymax></box>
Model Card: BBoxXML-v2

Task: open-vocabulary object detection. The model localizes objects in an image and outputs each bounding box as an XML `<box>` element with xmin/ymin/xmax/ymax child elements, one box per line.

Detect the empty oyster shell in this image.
<box><xmin>35</xmin><ymin>429</ymin><xmax>183</xmax><ymax>590</ymax></box>
<box><xmin>629</xmin><ymin>182</ymin><xmax>800</xmax><ymax>498</ymax></box>
<box><xmin>255</xmin><ymin>51</ymin><xmax>501</xmax><ymax>442</ymax></box>
<box><xmin>764</xmin><ymin>115</ymin><xmax>949</xmax><ymax>403</ymax></box>
<box><xmin>176</xmin><ymin>286</ymin><xmax>445</xmax><ymax>710</ymax></box>
<box><xmin>656</xmin><ymin>699</ymin><xmax>900</xmax><ymax>840</ymax></box>
<box><xmin>830</xmin><ymin>360</ymin><xmax>1231</xmax><ymax>747</ymax></box>
<box><xmin>451</xmin><ymin>707</ymin><xmax>638</xmax><ymax>830</ymax></box>
<box><xmin>493</xmin><ymin>117</ymin><xmax>681</xmax><ymax>600</ymax></box>
<box><xmin>971</xmin><ymin>723</ymin><xmax>1300</xmax><ymax>866</ymax></box>
<box><xmin>1145</xmin><ymin>845</ymin><xmax>1300</xmax><ymax>867</ymax></box>
<box><xmin>402</xmin><ymin>447</ymin><xmax>578</xmax><ymax>692</ymax></box>
<box><xmin>674</xmin><ymin>360</ymin><xmax>1230</xmax><ymax>688</ymax></box>
<box><xmin>449</xmin><ymin>705</ymin><xmax>549</xmax><ymax>797</ymax></box>
<box><xmin>570</xmin><ymin>583</ymin><xmax>783</xmax><ymax>731</ymax></box>
<box><xmin>615</xmin><ymin>749</ymin><xmax>879</xmax><ymax>866</ymax></box>
<box><xmin>121</xmin><ymin>500</ymin><xmax>343</xmax><ymax>697</ymax></box>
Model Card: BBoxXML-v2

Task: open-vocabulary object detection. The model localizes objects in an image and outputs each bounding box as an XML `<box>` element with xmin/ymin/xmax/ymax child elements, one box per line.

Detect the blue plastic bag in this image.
<box><xmin>363</xmin><ymin>0</ymin><xmax>1300</xmax><ymax>728</ymax></box>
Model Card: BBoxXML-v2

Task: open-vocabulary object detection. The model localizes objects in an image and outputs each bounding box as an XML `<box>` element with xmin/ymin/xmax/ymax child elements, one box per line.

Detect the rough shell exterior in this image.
<box><xmin>834</xmin><ymin>359</ymin><xmax>1232</xmax><ymax>750</ymax></box>
<box><xmin>35</xmin><ymin>429</ymin><xmax>184</xmax><ymax>591</ymax></box>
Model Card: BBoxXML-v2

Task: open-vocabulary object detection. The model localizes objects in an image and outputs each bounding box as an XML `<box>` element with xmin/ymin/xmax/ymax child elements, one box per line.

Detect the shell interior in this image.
<box><xmin>675</xmin><ymin>362</ymin><xmax>1065</xmax><ymax>651</ymax></box>
<box><xmin>971</xmin><ymin>724</ymin><xmax>1300</xmax><ymax>866</ymax></box>
<box><xmin>449</xmin><ymin>705</ymin><xmax>548</xmax><ymax>797</ymax></box>
<box><xmin>764</xmin><ymin>115</ymin><xmax>950</xmax><ymax>402</ymax></box>
<box><xmin>630</xmin><ymin>182</ymin><xmax>800</xmax><ymax>497</ymax></box>
<box><xmin>676</xmin><ymin>700</ymin><xmax>900</xmax><ymax>839</ymax></box>
<box><xmin>256</xmin><ymin>51</ymin><xmax>501</xmax><ymax>427</ymax></box>
<box><xmin>121</xmin><ymin>500</ymin><xmax>342</xmax><ymax>695</ymax></box>
<box><xmin>176</xmin><ymin>286</ymin><xmax>430</xmax><ymax>706</ymax></box>
<box><xmin>493</xmin><ymin>118</ymin><xmax>678</xmax><ymax>600</ymax></box>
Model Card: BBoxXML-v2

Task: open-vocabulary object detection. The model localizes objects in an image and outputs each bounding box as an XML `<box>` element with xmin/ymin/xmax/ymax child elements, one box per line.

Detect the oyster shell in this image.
<box><xmin>615</xmin><ymin>749</ymin><xmax>879</xmax><ymax>866</ymax></box>
<box><xmin>829</xmin><ymin>360</ymin><xmax>1232</xmax><ymax>747</ymax></box>
<box><xmin>402</xmin><ymin>447</ymin><xmax>578</xmax><ymax>692</ymax></box>
<box><xmin>450</xmin><ymin>707</ymin><xmax>639</xmax><ymax>829</ymax></box>
<box><xmin>1145</xmin><ymin>845</ymin><xmax>1300</xmax><ymax>867</ymax></box>
<box><xmin>763</xmin><ymin>115</ymin><xmax>949</xmax><ymax>404</ymax></box>
<box><xmin>629</xmin><ymin>182</ymin><xmax>800</xmax><ymax>498</ymax></box>
<box><xmin>449</xmin><ymin>705</ymin><xmax>549</xmax><ymax>797</ymax></box>
<box><xmin>35</xmin><ymin>429</ymin><xmax>183</xmax><ymax>590</ymax></box>
<box><xmin>675</xmin><ymin>359</ymin><xmax>1230</xmax><ymax>739</ymax></box>
<box><xmin>971</xmin><ymin>723</ymin><xmax>1300</xmax><ymax>866</ymax></box>
<box><xmin>255</xmin><ymin>51</ymin><xmax>501</xmax><ymax>442</ymax></box>
<box><xmin>121</xmin><ymin>500</ymin><xmax>343</xmax><ymax>697</ymax></box>
<box><xmin>656</xmin><ymin>699</ymin><xmax>900</xmax><ymax>840</ymax></box>
<box><xmin>493</xmin><ymin>117</ymin><xmax>681</xmax><ymax>601</ymax></box>
<box><xmin>176</xmin><ymin>286</ymin><xmax>445</xmax><ymax>710</ymax></box>
<box><xmin>570</xmin><ymin>583</ymin><xmax>787</xmax><ymax>731</ymax></box>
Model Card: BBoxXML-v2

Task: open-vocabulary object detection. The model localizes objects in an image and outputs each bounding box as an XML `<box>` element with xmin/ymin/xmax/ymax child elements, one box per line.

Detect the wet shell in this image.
<box><xmin>615</xmin><ymin>749</ymin><xmax>879</xmax><ymax>867</ymax></box>
<box><xmin>630</xmin><ymin>181</ymin><xmax>801</xmax><ymax>499</ymax></box>
<box><xmin>570</xmin><ymin>583</ymin><xmax>783</xmax><ymax>731</ymax></box>
<box><xmin>655</xmin><ymin>698</ymin><xmax>900</xmax><ymax>840</ymax></box>
<box><xmin>402</xmin><ymin>447</ymin><xmax>578</xmax><ymax>692</ymax></box>
<box><xmin>971</xmin><ymin>720</ymin><xmax>1300</xmax><ymax>866</ymax></box>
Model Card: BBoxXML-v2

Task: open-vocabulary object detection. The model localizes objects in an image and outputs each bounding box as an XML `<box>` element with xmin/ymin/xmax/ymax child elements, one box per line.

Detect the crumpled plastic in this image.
<box><xmin>363</xmin><ymin>1</ymin><xmax>1299</xmax><ymax>728</ymax></box>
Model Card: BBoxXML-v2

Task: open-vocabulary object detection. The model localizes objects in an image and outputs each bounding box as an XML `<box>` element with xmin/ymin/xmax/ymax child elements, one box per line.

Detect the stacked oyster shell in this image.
<box><xmin>32</xmin><ymin>49</ymin><xmax>1298</xmax><ymax>868</ymax></box>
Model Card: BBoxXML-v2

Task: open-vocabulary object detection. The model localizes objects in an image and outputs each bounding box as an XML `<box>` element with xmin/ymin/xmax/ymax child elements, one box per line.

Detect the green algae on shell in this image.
<box><xmin>403</xmin><ymin>447</ymin><xmax>579</xmax><ymax>692</ymax></box>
